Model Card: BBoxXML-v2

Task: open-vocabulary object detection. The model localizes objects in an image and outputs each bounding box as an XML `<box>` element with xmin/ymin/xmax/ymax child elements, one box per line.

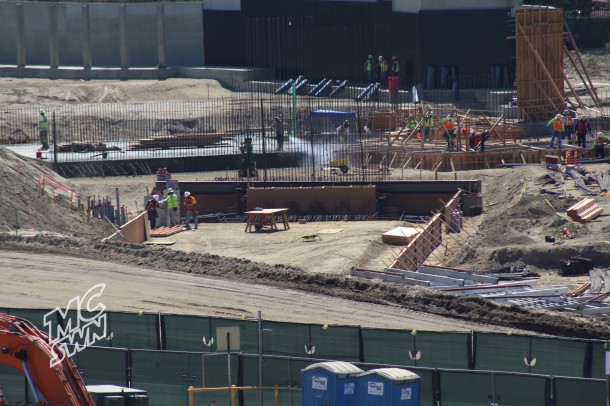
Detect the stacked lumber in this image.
<box><xmin>382</xmin><ymin>226</ymin><xmax>420</xmax><ymax>245</ymax></box>
<box><xmin>149</xmin><ymin>226</ymin><xmax>184</xmax><ymax>238</ymax></box>
<box><xmin>370</xmin><ymin>112</ymin><xmax>398</xmax><ymax>131</ymax></box>
<box><xmin>566</xmin><ymin>198</ymin><xmax>603</xmax><ymax>223</ymax></box>
<box><xmin>129</xmin><ymin>132</ymin><xmax>228</xmax><ymax>150</ymax></box>
<box><xmin>57</xmin><ymin>142</ymin><xmax>116</xmax><ymax>153</ymax></box>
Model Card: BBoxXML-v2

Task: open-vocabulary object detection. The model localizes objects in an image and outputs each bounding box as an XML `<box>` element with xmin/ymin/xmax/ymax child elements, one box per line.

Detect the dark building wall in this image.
<box><xmin>205</xmin><ymin>1</ymin><xmax>513</xmax><ymax>86</ymax></box>
<box><xmin>418</xmin><ymin>9</ymin><xmax>515</xmax><ymax>84</ymax></box>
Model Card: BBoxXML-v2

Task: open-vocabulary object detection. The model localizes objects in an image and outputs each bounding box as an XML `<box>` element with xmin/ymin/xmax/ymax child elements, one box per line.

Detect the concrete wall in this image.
<box><xmin>0</xmin><ymin>2</ymin><xmax>203</xmax><ymax>69</ymax></box>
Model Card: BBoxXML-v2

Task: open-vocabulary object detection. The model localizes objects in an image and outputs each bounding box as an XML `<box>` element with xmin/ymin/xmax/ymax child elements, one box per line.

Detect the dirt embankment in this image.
<box><xmin>1</xmin><ymin>233</ymin><xmax>609</xmax><ymax>339</ymax></box>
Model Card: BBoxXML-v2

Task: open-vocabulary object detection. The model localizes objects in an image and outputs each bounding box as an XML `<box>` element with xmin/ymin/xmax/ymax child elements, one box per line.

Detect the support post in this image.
<box><xmin>156</xmin><ymin>4</ymin><xmax>166</xmax><ymax>69</ymax></box>
<box><xmin>16</xmin><ymin>3</ymin><xmax>25</xmax><ymax>68</ymax></box>
<box><xmin>82</xmin><ymin>5</ymin><xmax>92</xmax><ymax>71</ymax></box>
<box><xmin>119</xmin><ymin>4</ymin><xmax>129</xmax><ymax>77</ymax></box>
<box><xmin>49</xmin><ymin>4</ymin><xmax>59</xmax><ymax>69</ymax></box>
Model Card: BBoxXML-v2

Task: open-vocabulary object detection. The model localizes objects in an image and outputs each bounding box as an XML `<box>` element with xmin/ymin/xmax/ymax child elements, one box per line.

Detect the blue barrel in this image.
<box><xmin>302</xmin><ymin>361</ymin><xmax>363</xmax><ymax>406</ymax></box>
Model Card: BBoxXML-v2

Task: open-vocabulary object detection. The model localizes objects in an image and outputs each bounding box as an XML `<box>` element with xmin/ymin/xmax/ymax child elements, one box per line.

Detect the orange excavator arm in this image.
<box><xmin>0</xmin><ymin>313</ymin><xmax>94</xmax><ymax>406</ymax></box>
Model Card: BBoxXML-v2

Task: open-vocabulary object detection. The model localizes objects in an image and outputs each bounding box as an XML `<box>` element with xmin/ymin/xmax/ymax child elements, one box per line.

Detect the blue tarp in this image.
<box><xmin>309</xmin><ymin>110</ymin><xmax>356</xmax><ymax>119</ymax></box>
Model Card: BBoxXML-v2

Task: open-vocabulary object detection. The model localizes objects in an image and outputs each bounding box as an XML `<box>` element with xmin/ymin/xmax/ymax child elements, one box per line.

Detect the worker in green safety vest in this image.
<box><xmin>39</xmin><ymin>109</ymin><xmax>49</xmax><ymax>150</ymax></box>
<box><xmin>165</xmin><ymin>188</ymin><xmax>178</xmax><ymax>227</ymax></box>
<box><xmin>364</xmin><ymin>54</ymin><xmax>374</xmax><ymax>84</ymax></box>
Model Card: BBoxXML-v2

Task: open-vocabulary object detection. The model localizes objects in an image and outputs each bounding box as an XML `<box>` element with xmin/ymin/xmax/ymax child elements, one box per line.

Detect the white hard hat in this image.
<box><xmin>556</xmin><ymin>114</ymin><xmax>562</xmax><ymax>119</ymax></box>
<box><xmin>152</xmin><ymin>194</ymin><xmax>159</xmax><ymax>201</ymax></box>
<box><xmin>167</xmin><ymin>188</ymin><xmax>174</xmax><ymax>193</ymax></box>
<box><xmin>368</xmin><ymin>54</ymin><xmax>373</xmax><ymax>59</ymax></box>
<box><xmin>446</xmin><ymin>115</ymin><xmax>452</xmax><ymax>120</ymax></box>
<box><xmin>184</xmin><ymin>191</ymin><xmax>190</xmax><ymax>197</ymax></box>
<box><xmin>378</xmin><ymin>56</ymin><xmax>383</xmax><ymax>61</ymax></box>
<box><xmin>40</xmin><ymin>108</ymin><xmax>45</xmax><ymax>114</ymax></box>
<box><xmin>597</xmin><ymin>131</ymin><xmax>604</xmax><ymax>137</ymax></box>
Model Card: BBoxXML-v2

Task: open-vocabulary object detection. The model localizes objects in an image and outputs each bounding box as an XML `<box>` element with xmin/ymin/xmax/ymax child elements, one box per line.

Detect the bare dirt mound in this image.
<box><xmin>0</xmin><ymin>234</ymin><xmax>609</xmax><ymax>339</ymax></box>
<box><xmin>0</xmin><ymin>147</ymin><xmax>114</xmax><ymax>237</ymax></box>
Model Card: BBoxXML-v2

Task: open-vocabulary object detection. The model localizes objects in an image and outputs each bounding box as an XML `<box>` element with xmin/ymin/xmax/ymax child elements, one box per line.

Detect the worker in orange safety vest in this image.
<box><xmin>546</xmin><ymin>113</ymin><xmax>565</xmax><ymax>148</ymax></box>
<box><xmin>183</xmin><ymin>191</ymin><xmax>198</xmax><ymax>230</ymax></box>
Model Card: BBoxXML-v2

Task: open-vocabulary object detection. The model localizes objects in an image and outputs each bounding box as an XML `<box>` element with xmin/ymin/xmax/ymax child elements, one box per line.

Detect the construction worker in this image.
<box><xmin>183</xmin><ymin>191</ymin><xmax>198</xmax><ymax>230</ymax></box>
<box><xmin>336</xmin><ymin>120</ymin><xmax>349</xmax><ymax>143</ymax></box>
<box><xmin>405</xmin><ymin>114</ymin><xmax>418</xmax><ymax>133</ymax></box>
<box><xmin>422</xmin><ymin>108</ymin><xmax>435</xmax><ymax>142</ymax></box>
<box><xmin>39</xmin><ymin>108</ymin><xmax>49</xmax><ymax>150</ymax></box>
<box><xmin>272</xmin><ymin>117</ymin><xmax>284</xmax><ymax>151</ymax></box>
<box><xmin>546</xmin><ymin>113</ymin><xmax>565</xmax><ymax>148</ymax></box>
<box><xmin>165</xmin><ymin>188</ymin><xmax>178</xmax><ymax>227</ymax></box>
<box><xmin>468</xmin><ymin>130</ymin><xmax>490</xmax><ymax>152</ymax></box>
<box><xmin>364</xmin><ymin>54</ymin><xmax>374</xmax><ymax>84</ymax></box>
<box><xmin>376</xmin><ymin>56</ymin><xmax>389</xmax><ymax>88</ymax></box>
<box><xmin>390</xmin><ymin>56</ymin><xmax>400</xmax><ymax>77</ymax></box>
<box><xmin>563</xmin><ymin>110</ymin><xmax>574</xmax><ymax>142</ymax></box>
<box><xmin>145</xmin><ymin>195</ymin><xmax>159</xmax><ymax>230</ymax></box>
<box><xmin>442</xmin><ymin>114</ymin><xmax>456</xmax><ymax>150</ymax></box>
<box><xmin>592</xmin><ymin>131</ymin><xmax>608</xmax><ymax>159</ymax></box>
<box><xmin>575</xmin><ymin>115</ymin><xmax>591</xmax><ymax>148</ymax></box>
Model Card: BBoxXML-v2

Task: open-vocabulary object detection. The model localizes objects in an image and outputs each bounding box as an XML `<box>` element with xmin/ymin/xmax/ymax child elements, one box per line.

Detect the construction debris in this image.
<box><xmin>381</xmin><ymin>226</ymin><xmax>420</xmax><ymax>246</ymax></box>
<box><xmin>128</xmin><ymin>133</ymin><xmax>229</xmax><ymax>150</ymax></box>
<box><xmin>566</xmin><ymin>198</ymin><xmax>603</xmax><ymax>223</ymax></box>
<box><xmin>559</xmin><ymin>256</ymin><xmax>594</xmax><ymax>276</ymax></box>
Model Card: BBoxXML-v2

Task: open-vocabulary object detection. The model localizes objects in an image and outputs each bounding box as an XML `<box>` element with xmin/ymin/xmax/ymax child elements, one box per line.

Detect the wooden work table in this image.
<box><xmin>244</xmin><ymin>208</ymin><xmax>290</xmax><ymax>232</ymax></box>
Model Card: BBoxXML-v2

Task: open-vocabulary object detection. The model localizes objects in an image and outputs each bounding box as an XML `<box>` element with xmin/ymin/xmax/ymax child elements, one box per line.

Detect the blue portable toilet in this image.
<box><xmin>302</xmin><ymin>361</ymin><xmax>363</xmax><ymax>406</ymax></box>
<box><xmin>358</xmin><ymin>368</ymin><xmax>420</xmax><ymax>406</ymax></box>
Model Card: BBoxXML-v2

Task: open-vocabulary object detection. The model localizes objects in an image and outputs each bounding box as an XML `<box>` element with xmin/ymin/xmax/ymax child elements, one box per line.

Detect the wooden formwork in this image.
<box><xmin>514</xmin><ymin>7</ymin><xmax>565</xmax><ymax>121</ymax></box>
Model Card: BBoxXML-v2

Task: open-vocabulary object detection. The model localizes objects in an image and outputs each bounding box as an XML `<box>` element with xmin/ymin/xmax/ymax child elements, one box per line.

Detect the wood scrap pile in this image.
<box><xmin>57</xmin><ymin>142</ymin><xmax>118</xmax><ymax>153</ymax></box>
<box><xmin>0</xmin><ymin>129</ymin><xmax>31</xmax><ymax>145</ymax></box>
<box><xmin>566</xmin><ymin>198</ymin><xmax>603</xmax><ymax>223</ymax></box>
<box><xmin>382</xmin><ymin>226</ymin><xmax>420</xmax><ymax>245</ymax></box>
<box><xmin>129</xmin><ymin>132</ymin><xmax>229</xmax><ymax>150</ymax></box>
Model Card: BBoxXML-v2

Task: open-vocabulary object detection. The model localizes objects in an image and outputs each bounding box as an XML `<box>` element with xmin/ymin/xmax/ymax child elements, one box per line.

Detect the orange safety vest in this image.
<box><xmin>444</xmin><ymin>120</ymin><xmax>455</xmax><ymax>130</ymax></box>
<box><xmin>553</xmin><ymin>119</ymin><xmax>563</xmax><ymax>131</ymax></box>
<box><xmin>184</xmin><ymin>195</ymin><xmax>197</xmax><ymax>211</ymax></box>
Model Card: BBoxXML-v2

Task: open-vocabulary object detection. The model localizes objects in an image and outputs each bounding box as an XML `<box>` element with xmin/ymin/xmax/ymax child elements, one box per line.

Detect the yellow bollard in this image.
<box><xmin>274</xmin><ymin>385</ymin><xmax>279</xmax><ymax>406</ymax></box>
<box><xmin>230</xmin><ymin>385</ymin><xmax>236</xmax><ymax>406</ymax></box>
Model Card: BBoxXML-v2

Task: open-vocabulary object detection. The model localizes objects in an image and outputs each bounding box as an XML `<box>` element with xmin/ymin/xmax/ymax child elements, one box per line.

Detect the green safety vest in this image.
<box><xmin>166</xmin><ymin>193</ymin><xmax>178</xmax><ymax>209</ymax></box>
<box><xmin>364</xmin><ymin>59</ymin><xmax>373</xmax><ymax>72</ymax></box>
<box><xmin>40</xmin><ymin>115</ymin><xmax>49</xmax><ymax>130</ymax></box>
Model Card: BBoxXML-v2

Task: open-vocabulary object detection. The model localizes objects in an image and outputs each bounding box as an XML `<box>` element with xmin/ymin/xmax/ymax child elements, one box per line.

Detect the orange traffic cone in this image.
<box><xmin>573</xmin><ymin>150</ymin><xmax>578</xmax><ymax>164</ymax></box>
<box><xmin>565</xmin><ymin>150</ymin><xmax>571</xmax><ymax>164</ymax></box>
<box><xmin>35</xmin><ymin>147</ymin><xmax>42</xmax><ymax>159</ymax></box>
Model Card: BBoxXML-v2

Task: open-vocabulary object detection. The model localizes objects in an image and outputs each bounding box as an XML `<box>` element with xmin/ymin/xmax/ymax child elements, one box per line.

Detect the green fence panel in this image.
<box><xmin>362</xmin><ymin>329</ymin><xmax>470</xmax><ymax>369</ymax></box>
<box><xmin>439</xmin><ymin>370</ymin><xmax>549</xmax><ymax>406</ymax></box>
<box><xmin>529</xmin><ymin>336</ymin><xmax>588</xmax><ymax>377</ymax></box>
<box><xmin>411</xmin><ymin>331</ymin><xmax>470</xmax><ymax>369</ymax></box>
<box><xmin>0</xmin><ymin>364</ymin><xmax>28</xmax><ymax>403</ymax></box>
<box><xmin>163</xmin><ymin>314</ymin><xmax>212</xmax><ymax>352</ymax></box>
<box><xmin>210</xmin><ymin>318</ymin><xmax>259</xmax><ymax>354</ymax></box>
<box><xmin>201</xmin><ymin>352</ymin><xmax>238</xmax><ymax>388</ymax></box>
<box><xmin>131</xmin><ymin>350</ymin><xmax>195</xmax><ymax>406</ymax></box>
<box><xmin>308</xmin><ymin>324</ymin><xmax>360</xmax><ymax>361</ymax></box>
<box><xmin>107</xmin><ymin>312</ymin><xmax>159</xmax><ymax>350</ymax></box>
<box><xmin>476</xmin><ymin>333</ymin><xmax>589</xmax><ymax>377</ymax></box>
<box><xmin>72</xmin><ymin>346</ymin><xmax>128</xmax><ymax>386</ymax></box>
<box><xmin>7</xmin><ymin>308</ymin><xmax>50</xmax><ymax>330</ymax></box>
<box><xmin>362</xmin><ymin>328</ymin><xmax>410</xmax><ymax>364</ymax></box>
<box><xmin>590</xmin><ymin>341</ymin><xmax>606</xmax><ymax>379</ymax></box>
<box><xmin>261</xmin><ymin>321</ymin><xmax>312</xmax><ymax>356</ymax></box>
<box><xmin>553</xmin><ymin>376</ymin><xmax>606</xmax><ymax>406</ymax></box>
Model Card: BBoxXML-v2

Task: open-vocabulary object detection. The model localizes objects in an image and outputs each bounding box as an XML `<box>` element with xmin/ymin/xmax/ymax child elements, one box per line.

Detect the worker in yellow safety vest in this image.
<box><xmin>422</xmin><ymin>110</ymin><xmax>435</xmax><ymax>142</ymax></box>
<box><xmin>165</xmin><ymin>188</ymin><xmax>178</xmax><ymax>227</ymax></box>
<box><xmin>39</xmin><ymin>109</ymin><xmax>49</xmax><ymax>150</ymax></box>
<box><xmin>546</xmin><ymin>113</ymin><xmax>565</xmax><ymax>148</ymax></box>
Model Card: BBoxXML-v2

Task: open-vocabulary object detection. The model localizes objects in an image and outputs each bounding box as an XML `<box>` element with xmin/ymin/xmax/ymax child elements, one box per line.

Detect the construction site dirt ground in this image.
<box><xmin>2</xmin><ymin>50</ymin><xmax>610</xmax><ymax>340</ymax></box>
